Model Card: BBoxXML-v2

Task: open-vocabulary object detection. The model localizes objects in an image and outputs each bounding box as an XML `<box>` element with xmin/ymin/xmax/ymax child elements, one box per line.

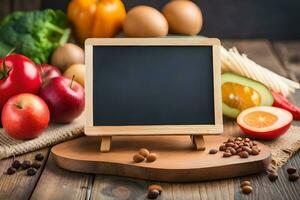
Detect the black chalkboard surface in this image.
<box><xmin>92</xmin><ymin>46</ymin><xmax>214</xmax><ymax>126</ymax></box>
<box><xmin>85</xmin><ymin>38</ymin><xmax>222</xmax><ymax>140</ymax></box>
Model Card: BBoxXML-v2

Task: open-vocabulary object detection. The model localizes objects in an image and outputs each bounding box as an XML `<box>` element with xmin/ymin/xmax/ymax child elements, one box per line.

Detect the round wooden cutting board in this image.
<box><xmin>51</xmin><ymin>135</ymin><xmax>271</xmax><ymax>182</ymax></box>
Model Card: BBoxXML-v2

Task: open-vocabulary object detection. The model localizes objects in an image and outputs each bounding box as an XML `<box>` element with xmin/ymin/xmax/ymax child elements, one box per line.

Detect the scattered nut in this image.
<box><xmin>35</xmin><ymin>153</ymin><xmax>44</xmax><ymax>161</ymax></box>
<box><xmin>6</xmin><ymin>167</ymin><xmax>16</xmax><ymax>175</ymax></box>
<box><xmin>139</xmin><ymin>148</ymin><xmax>150</xmax><ymax>158</ymax></box>
<box><xmin>219</xmin><ymin>145</ymin><xmax>226</xmax><ymax>151</ymax></box>
<box><xmin>268</xmin><ymin>172</ymin><xmax>278</xmax><ymax>182</ymax></box>
<box><xmin>251</xmin><ymin>148</ymin><xmax>259</xmax><ymax>155</ymax></box>
<box><xmin>287</xmin><ymin>167</ymin><xmax>297</xmax><ymax>175</ymax></box>
<box><xmin>242</xmin><ymin>185</ymin><xmax>253</xmax><ymax>194</ymax></box>
<box><xmin>146</xmin><ymin>153</ymin><xmax>157</xmax><ymax>162</ymax></box>
<box><xmin>240</xmin><ymin>180</ymin><xmax>251</xmax><ymax>187</ymax></box>
<box><xmin>289</xmin><ymin>174</ymin><xmax>299</xmax><ymax>182</ymax></box>
<box><xmin>147</xmin><ymin>189</ymin><xmax>160</xmax><ymax>199</ymax></box>
<box><xmin>225</xmin><ymin>142</ymin><xmax>234</xmax><ymax>147</ymax></box>
<box><xmin>148</xmin><ymin>184</ymin><xmax>163</xmax><ymax>194</ymax></box>
<box><xmin>27</xmin><ymin>167</ymin><xmax>37</xmax><ymax>176</ymax></box>
<box><xmin>238</xmin><ymin>151</ymin><xmax>249</xmax><ymax>158</ymax></box>
<box><xmin>21</xmin><ymin>160</ymin><xmax>31</xmax><ymax>170</ymax></box>
<box><xmin>223</xmin><ymin>152</ymin><xmax>231</xmax><ymax>157</ymax></box>
<box><xmin>31</xmin><ymin>162</ymin><xmax>41</xmax><ymax>169</ymax></box>
<box><xmin>241</xmin><ymin>146</ymin><xmax>252</xmax><ymax>154</ymax></box>
<box><xmin>12</xmin><ymin>160</ymin><xmax>21</xmax><ymax>169</ymax></box>
<box><xmin>209</xmin><ymin>149</ymin><xmax>218</xmax><ymax>154</ymax></box>
<box><xmin>227</xmin><ymin>147</ymin><xmax>237</xmax><ymax>155</ymax></box>
<box><xmin>133</xmin><ymin>154</ymin><xmax>145</xmax><ymax>163</ymax></box>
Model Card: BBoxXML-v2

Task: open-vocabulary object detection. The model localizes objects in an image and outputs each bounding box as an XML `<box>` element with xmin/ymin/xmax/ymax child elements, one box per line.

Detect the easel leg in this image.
<box><xmin>100</xmin><ymin>136</ymin><xmax>111</xmax><ymax>152</ymax></box>
<box><xmin>192</xmin><ymin>135</ymin><xmax>206</xmax><ymax>151</ymax></box>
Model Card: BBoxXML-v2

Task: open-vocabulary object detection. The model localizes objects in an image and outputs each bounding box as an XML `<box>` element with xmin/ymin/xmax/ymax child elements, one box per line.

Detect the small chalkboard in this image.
<box><xmin>85</xmin><ymin>38</ymin><xmax>222</xmax><ymax>152</ymax></box>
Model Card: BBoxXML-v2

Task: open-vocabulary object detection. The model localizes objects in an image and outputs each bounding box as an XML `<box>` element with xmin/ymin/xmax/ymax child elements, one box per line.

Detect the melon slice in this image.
<box><xmin>222</xmin><ymin>73</ymin><xmax>274</xmax><ymax>118</ymax></box>
<box><xmin>237</xmin><ymin>106</ymin><xmax>292</xmax><ymax>140</ymax></box>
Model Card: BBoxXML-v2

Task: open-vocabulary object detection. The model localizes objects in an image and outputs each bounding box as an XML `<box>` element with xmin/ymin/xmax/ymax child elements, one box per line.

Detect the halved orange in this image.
<box><xmin>237</xmin><ymin>106</ymin><xmax>292</xmax><ymax>140</ymax></box>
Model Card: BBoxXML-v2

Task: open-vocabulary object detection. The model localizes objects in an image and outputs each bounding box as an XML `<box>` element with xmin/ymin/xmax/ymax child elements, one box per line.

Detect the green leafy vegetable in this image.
<box><xmin>0</xmin><ymin>9</ymin><xmax>70</xmax><ymax>64</ymax></box>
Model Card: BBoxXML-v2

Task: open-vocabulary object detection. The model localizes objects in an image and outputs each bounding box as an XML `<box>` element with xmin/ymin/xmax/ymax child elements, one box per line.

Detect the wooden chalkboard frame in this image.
<box><xmin>85</xmin><ymin>38</ymin><xmax>223</xmax><ymax>152</ymax></box>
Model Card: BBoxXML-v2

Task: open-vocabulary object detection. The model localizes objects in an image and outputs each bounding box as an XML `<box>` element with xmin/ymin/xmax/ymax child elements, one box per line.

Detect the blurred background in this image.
<box><xmin>1</xmin><ymin>0</ymin><xmax>300</xmax><ymax>39</ymax></box>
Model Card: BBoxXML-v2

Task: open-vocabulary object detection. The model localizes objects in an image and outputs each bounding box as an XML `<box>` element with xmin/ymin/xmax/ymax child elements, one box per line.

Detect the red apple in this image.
<box><xmin>1</xmin><ymin>93</ymin><xmax>50</xmax><ymax>140</ymax></box>
<box><xmin>38</xmin><ymin>64</ymin><xmax>62</xmax><ymax>83</ymax></box>
<box><xmin>39</xmin><ymin>76</ymin><xmax>85</xmax><ymax>123</ymax></box>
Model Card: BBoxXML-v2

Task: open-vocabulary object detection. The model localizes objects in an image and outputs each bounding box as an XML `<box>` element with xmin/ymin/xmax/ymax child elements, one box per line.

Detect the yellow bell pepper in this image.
<box><xmin>67</xmin><ymin>0</ymin><xmax>126</xmax><ymax>44</ymax></box>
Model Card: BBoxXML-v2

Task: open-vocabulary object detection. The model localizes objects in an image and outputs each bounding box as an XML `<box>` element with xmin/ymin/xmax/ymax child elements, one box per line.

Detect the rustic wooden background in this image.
<box><xmin>0</xmin><ymin>39</ymin><xmax>300</xmax><ymax>200</ymax></box>
<box><xmin>0</xmin><ymin>1</ymin><xmax>300</xmax><ymax>200</ymax></box>
<box><xmin>1</xmin><ymin>0</ymin><xmax>300</xmax><ymax>39</ymax></box>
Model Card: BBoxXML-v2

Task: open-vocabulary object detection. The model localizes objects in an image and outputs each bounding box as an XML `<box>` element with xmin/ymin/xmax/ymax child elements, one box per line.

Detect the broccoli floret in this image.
<box><xmin>0</xmin><ymin>9</ymin><xmax>70</xmax><ymax>64</ymax></box>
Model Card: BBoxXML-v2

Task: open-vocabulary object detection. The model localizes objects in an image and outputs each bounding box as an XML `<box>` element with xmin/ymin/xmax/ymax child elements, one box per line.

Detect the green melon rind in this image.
<box><xmin>221</xmin><ymin>73</ymin><xmax>274</xmax><ymax>118</ymax></box>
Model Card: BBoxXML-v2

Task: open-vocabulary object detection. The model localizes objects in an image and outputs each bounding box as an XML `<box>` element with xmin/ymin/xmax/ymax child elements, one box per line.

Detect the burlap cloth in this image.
<box><xmin>0</xmin><ymin>115</ymin><xmax>299</xmax><ymax>170</ymax></box>
<box><xmin>0</xmin><ymin>116</ymin><xmax>84</xmax><ymax>160</ymax></box>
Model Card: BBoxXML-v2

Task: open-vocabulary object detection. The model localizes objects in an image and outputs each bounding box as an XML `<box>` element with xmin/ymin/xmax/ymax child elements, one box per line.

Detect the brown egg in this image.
<box><xmin>123</xmin><ymin>6</ymin><xmax>169</xmax><ymax>37</ymax></box>
<box><xmin>162</xmin><ymin>0</ymin><xmax>203</xmax><ymax>35</ymax></box>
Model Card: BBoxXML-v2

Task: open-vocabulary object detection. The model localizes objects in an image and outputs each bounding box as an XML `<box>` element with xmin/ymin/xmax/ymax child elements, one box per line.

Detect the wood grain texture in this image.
<box><xmin>0</xmin><ymin>148</ymin><xmax>49</xmax><ymax>200</ymax></box>
<box><xmin>3</xmin><ymin>0</ymin><xmax>300</xmax><ymax>39</ymax></box>
<box><xmin>30</xmin><ymin>154</ymin><xmax>93</xmax><ymax>200</ymax></box>
<box><xmin>51</xmin><ymin>135</ymin><xmax>271</xmax><ymax>182</ymax></box>
<box><xmin>0</xmin><ymin>40</ymin><xmax>299</xmax><ymax>200</ymax></box>
<box><xmin>273</xmin><ymin>41</ymin><xmax>300</xmax><ymax>83</ymax></box>
<box><xmin>0</xmin><ymin>0</ymin><xmax>12</xmax><ymax>20</ymax></box>
<box><xmin>42</xmin><ymin>0</ymin><xmax>300</xmax><ymax>39</ymax></box>
<box><xmin>12</xmin><ymin>0</ymin><xmax>41</xmax><ymax>11</ymax></box>
<box><xmin>225</xmin><ymin>40</ymin><xmax>300</xmax><ymax>200</ymax></box>
<box><xmin>273</xmin><ymin>41</ymin><xmax>300</xmax><ymax>127</ymax></box>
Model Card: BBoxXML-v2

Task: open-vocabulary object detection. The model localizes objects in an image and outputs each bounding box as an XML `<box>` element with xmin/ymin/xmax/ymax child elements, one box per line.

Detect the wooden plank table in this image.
<box><xmin>0</xmin><ymin>40</ymin><xmax>300</xmax><ymax>200</ymax></box>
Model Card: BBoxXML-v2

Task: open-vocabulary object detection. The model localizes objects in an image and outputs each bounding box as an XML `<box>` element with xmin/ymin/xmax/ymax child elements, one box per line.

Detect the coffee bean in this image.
<box><xmin>239</xmin><ymin>151</ymin><xmax>249</xmax><ymax>158</ymax></box>
<box><xmin>287</xmin><ymin>167</ymin><xmax>297</xmax><ymax>175</ymax></box>
<box><xmin>27</xmin><ymin>168</ymin><xmax>37</xmax><ymax>176</ymax></box>
<box><xmin>147</xmin><ymin>189</ymin><xmax>160</xmax><ymax>199</ymax></box>
<box><xmin>146</xmin><ymin>153</ymin><xmax>157</xmax><ymax>162</ymax></box>
<box><xmin>148</xmin><ymin>185</ymin><xmax>163</xmax><ymax>194</ymax></box>
<box><xmin>219</xmin><ymin>145</ymin><xmax>226</xmax><ymax>151</ymax></box>
<box><xmin>35</xmin><ymin>153</ymin><xmax>44</xmax><ymax>161</ymax></box>
<box><xmin>209</xmin><ymin>149</ymin><xmax>218</xmax><ymax>154</ymax></box>
<box><xmin>242</xmin><ymin>185</ymin><xmax>252</xmax><ymax>194</ymax></box>
<box><xmin>236</xmin><ymin>137</ymin><xmax>243</xmax><ymax>141</ymax></box>
<box><xmin>289</xmin><ymin>174</ymin><xmax>299</xmax><ymax>182</ymax></box>
<box><xmin>133</xmin><ymin>154</ymin><xmax>145</xmax><ymax>163</ymax></box>
<box><xmin>225</xmin><ymin>142</ymin><xmax>234</xmax><ymax>147</ymax></box>
<box><xmin>240</xmin><ymin>180</ymin><xmax>251</xmax><ymax>187</ymax></box>
<box><xmin>139</xmin><ymin>148</ymin><xmax>150</xmax><ymax>158</ymax></box>
<box><xmin>241</xmin><ymin>146</ymin><xmax>252</xmax><ymax>154</ymax></box>
<box><xmin>12</xmin><ymin>160</ymin><xmax>21</xmax><ymax>169</ymax></box>
<box><xmin>252</xmin><ymin>141</ymin><xmax>258</xmax><ymax>146</ymax></box>
<box><xmin>223</xmin><ymin>152</ymin><xmax>232</xmax><ymax>157</ymax></box>
<box><xmin>31</xmin><ymin>162</ymin><xmax>41</xmax><ymax>169</ymax></box>
<box><xmin>21</xmin><ymin>160</ymin><xmax>31</xmax><ymax>170</ymax></box>
<box><xmin>244</xmin><ymin>138</ymin><xmax>250</xmax><ymax>142</ymax></box>
<box><xmin>268</xmin><ymin>172</ymin><xmax>278</xmax><ymax>182</ymax></box>
<box><xmin>6</xmin><ymin>167</ymin><xmax>16</xmax><ymax>175</ymax></box>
